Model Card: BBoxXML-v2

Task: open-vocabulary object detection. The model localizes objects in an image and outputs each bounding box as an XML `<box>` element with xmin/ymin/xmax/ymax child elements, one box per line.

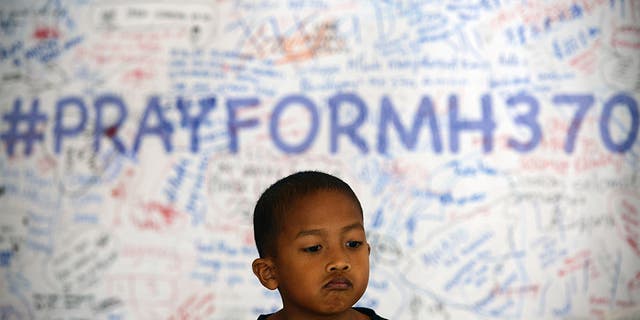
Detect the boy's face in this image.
<box><xmin>269</xmin><ymin>189</ymin><xmax>370</xmax><ymax>317</ymax></box>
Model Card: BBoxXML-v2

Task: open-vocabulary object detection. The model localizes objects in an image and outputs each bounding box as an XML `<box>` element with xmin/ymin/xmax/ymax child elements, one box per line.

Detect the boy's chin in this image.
<box><xmin>317</xmin><ymin>290</ymin><xmax>363</xmax><ymax>312</ymax></box>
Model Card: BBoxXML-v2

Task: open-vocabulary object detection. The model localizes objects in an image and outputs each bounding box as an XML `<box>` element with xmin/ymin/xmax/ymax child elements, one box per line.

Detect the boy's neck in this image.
<box><xmin>269</xmin><ymin>307</ymin><xmax>368</xmax><ymax>320</ymax></box>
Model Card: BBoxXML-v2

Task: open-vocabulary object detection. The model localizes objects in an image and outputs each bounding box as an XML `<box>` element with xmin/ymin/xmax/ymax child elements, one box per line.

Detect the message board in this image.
<box><xmin>1</xmin><ymin>0</ymin><xmax>639</xmax><ymax>319</ymax></box>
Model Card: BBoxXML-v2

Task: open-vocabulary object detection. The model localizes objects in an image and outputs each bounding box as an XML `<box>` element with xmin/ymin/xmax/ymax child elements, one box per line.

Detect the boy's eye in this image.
<box><xmin>303</xmin><ymin>245</ymin><xmax>322</xmax><ymax>253</ymax></box>
<box><xmin>346</xmin><ymin>241</ymin><xmax>363</xmax><ymax>248</ymax></box>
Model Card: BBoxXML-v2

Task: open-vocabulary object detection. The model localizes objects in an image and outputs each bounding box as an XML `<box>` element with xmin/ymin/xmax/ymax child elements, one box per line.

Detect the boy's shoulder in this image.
<box><xmin>256</xmin><ymin>307</ymin><xmax>388</xmax><ymax>320</ymax></box>
<box><xmin>354</xmin><ymin>306</ymin><xmax>388</xmax><ymax>319</ymax></box>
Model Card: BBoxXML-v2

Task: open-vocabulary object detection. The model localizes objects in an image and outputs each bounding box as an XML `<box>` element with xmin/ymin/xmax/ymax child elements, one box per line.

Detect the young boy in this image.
<box><xmin>252</xmin><ymin>171</ymin><xmax>387</xmax><ymax>320</ymax></box>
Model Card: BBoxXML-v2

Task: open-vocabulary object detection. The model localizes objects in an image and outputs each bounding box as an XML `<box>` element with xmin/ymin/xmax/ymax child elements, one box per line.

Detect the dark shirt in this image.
<box><xmin>257</xmin><ymin>307</ymin><xmax>387</xmax><ymax>319</ymax></box>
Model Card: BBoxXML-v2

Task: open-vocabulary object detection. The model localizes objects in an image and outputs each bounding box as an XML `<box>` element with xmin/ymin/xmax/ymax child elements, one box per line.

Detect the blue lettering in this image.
<box><xmin>0</xmin><ymin>250</ymin><xmax>12</xmax><ymax>267</ymax></box>
<box><xmin>54</xmin><ymin>97</ymin><xmax>87</xmax><ymax>153</ymax></box>
<box><xmin>133</xmin><ymin>96</ymin><xmax>174</xmax><ymax>154</ymax></box>
<box><xmin>176</xmin><ymin>96</ymin><xmax>216</xmax><ymax>152</ymax></box>
<box><xmin>507</xmin><ymin>92</ymin><xmax>541</xmax><ymax>152</ymax></box>
<box><xmin>270</xmin><ymin>95</ymin><xmax>319</xmax><ymax>154</ymax></box>
<box><xmin>449</xmin><ymin>94</ymin><xmax>495</xmax><ymax>153</ymax></box>
<box><xmin>553</xmin><ymin>94</ymin><xmax>594</xmax><ymax>153</ymax></box>
<box><xmin>378</xmin><ymin>95</ymin><xmax>443</xmax><ymax>153</ymax></box>
<box><xmin>94</xmin><ymin>94</ymin><xmax>128</xmax><ymax>154</ymax></box>
<box><xmin>227</xmin><ymin>97</ymin><xmax>260</xmax><ymax>153</ymax></box>
<box><xmin>329</xmin><ymin>92</ymin><xmax>368</xmax><ymax>153</ymax></box>
<box><xmin>5</xmin><ymin>91</ymin><xmax>639</xmax><ymax>157</ymax></box>
<box><xmin>600</xmin><ymin>93</ymin><xmax>639</xmax><ymax>153</ymax></box>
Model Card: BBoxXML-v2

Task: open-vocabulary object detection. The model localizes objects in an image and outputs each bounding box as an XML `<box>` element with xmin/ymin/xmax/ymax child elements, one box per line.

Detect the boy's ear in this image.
<box><xmin>252</xmin><ymin>258</ymin><xmax>278</xmax><ymax>290</ymax></box>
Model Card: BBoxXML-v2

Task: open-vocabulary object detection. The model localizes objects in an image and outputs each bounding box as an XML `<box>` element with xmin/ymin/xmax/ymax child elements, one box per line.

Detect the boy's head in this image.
<box><xmin>253</xmin><ymin>170</ymin><xmax>363</xmax><ymax>258</ymax></box>
<box><xmin>252</xmin><ymin>171</ymin><xmax>370</xmax><ymax>318</ymax></box>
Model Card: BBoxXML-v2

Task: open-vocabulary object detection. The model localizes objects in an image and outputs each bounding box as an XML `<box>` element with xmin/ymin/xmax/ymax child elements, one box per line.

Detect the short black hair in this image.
<box><xmin>253</xmin><ymin>170</ymin><xmax>363</xmax><ymax>258</ymax></box>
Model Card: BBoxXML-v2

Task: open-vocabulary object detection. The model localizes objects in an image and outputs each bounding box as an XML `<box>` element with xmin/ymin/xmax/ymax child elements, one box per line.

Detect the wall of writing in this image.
<box><xmin>1</xmin><ymin>0</ymin><xmax>640</xmax><ymax>319</ymax></box>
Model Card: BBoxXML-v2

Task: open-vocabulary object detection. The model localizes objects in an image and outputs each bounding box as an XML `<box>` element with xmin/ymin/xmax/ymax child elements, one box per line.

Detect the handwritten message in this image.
<box><xmin>1</xmin><ymin>0</ymin><xmax>639</xmax><ymax>319</ymax></box>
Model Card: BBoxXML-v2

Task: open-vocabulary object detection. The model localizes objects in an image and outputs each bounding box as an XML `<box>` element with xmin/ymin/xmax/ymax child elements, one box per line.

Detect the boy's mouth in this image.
<box><xmin>324</xmin><ymin>276</ymin><xmax>352</xmax><ymax>290</ymax></box>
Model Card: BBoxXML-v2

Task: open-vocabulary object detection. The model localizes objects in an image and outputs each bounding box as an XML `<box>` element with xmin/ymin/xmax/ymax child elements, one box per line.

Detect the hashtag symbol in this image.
<box><xmin>1</xmin><ymin>98</ymin><xmax>48</xmax><ymax>156</ymax></box>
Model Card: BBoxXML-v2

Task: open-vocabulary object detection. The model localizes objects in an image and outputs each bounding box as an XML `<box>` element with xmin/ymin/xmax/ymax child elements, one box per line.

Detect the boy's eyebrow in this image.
<box><xmin>295</xmin><ymin>222</ymin><xmax>365</xmax><ymax>239</ymax></box>
<box><xmin>295</xmin><ymin>229</ymin><xmax>325</xmax><ymax>239</ymax></box>
<box><xmin>341</xmin><ymin>222</ymin><xmax>365</xmax><ymax>233</ymax></box>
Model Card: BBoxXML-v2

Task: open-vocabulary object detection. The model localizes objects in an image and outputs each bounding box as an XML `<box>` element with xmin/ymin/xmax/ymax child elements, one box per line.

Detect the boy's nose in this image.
<box><xmin>326</xmin><ymin>252</ymin><xmax>351</xmax><ymax>272</ymax></box>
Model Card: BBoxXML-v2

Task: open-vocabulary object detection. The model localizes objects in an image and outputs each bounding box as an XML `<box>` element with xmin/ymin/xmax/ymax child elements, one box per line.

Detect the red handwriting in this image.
<box><xmin>133</xmin><ymin>202</ymin><xmax>183</xmax><ymax>230</ymax></box>
<box><xmin>492</xmin><ymin>284</ymin><xmax>540</xmax><ymax>297</ymax></box>
<box><xmin>33</xmin><ymin>27</ymin><xmax>60</xmax><ymax>39</ymax></box>
<box><xmin>629</xmin><ymin>271</ymin><xmax>640</xmax><ymax>292</ymax></box>
<box><xmin>558</xmin><ymin>249</ymin><xmax>591</xmax><ymax>277</ymax></box>
<box><xmin>168</xmin><ymin>293</ymin><xmax>216</xmax><ymax>320</ymax></box>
